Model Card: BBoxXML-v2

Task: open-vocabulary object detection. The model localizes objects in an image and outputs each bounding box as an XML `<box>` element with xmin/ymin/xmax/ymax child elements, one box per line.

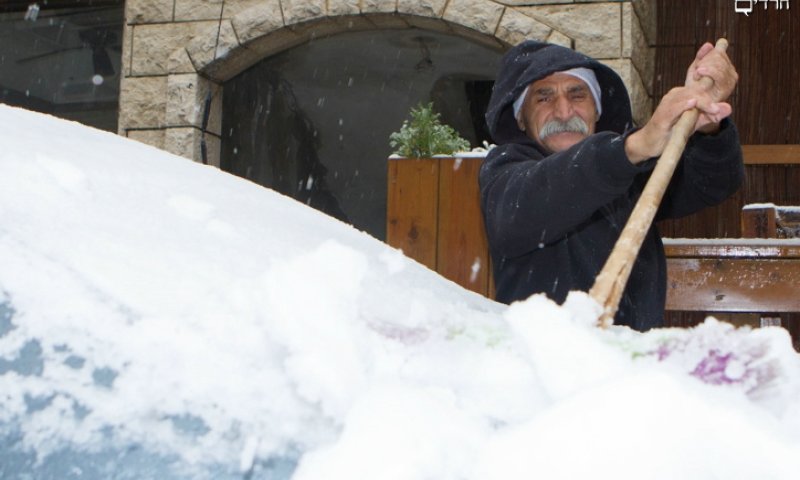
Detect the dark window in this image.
<box><xmin>221</xmin><ymin>29</ymin><xmax>503</xmax><ymax>240</ymax></box>
<box><xmin>0</xmin><ymin>1</ymin><xmax>124</xmax><ymax>132</ymax></box>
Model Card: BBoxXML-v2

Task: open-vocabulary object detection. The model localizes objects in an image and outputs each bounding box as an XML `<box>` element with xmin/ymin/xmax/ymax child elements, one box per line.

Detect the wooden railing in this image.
<box><xmin>741</xmin><ymin>204</ymin><xmax>800</xmax><ymax>239</ymax></box>
<box><xmin>739</xmin><ymin>145</ymin><xmax>800</xmax><ymax>165</ymax></box>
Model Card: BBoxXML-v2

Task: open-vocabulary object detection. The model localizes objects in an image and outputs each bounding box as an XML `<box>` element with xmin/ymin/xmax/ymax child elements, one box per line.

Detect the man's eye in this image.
<box><xmin>571</xmin><ymin>92</ymin><xmax>588</xmax><ymax>101</ymax></box>
<box><xmin>537</xmin><ymin>96</ymin><xmax>551</xmax><ymax>103</ymax></box>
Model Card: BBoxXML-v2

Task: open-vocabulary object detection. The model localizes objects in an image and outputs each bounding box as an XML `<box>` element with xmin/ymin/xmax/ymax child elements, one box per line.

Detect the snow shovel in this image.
<box><xmin>589</xmin><ymin>38</ymin><xmax>729</xmax><ymax>328</ymax></box>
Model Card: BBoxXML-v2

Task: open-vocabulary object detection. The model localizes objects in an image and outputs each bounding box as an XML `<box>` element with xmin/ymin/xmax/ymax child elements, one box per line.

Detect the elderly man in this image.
<box><xmin>480</xmin><ymin>40</ymin><xmax>743</xmax><ymax>330</ymax></box>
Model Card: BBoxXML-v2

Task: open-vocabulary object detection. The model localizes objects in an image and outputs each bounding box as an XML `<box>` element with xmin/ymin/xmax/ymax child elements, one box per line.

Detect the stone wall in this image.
<box><xmin>119</xmin><ymin>0</ymin><xmax>656</xmax><ymax>163</ymax></box>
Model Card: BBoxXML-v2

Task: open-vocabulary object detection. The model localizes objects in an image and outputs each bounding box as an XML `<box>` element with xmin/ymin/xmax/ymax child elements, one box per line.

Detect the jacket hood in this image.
<box><xmin>486</xmin><ymin>41</ymin><xmax>634</xmax><ymax>145</ymax></box>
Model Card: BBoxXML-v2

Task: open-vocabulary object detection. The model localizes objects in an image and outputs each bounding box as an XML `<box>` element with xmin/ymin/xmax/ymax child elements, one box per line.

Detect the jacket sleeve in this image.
<box><xmin>480</xmin><ymin>131</ymin><xmax>653</xmax><ymax>259</ymax></box>
<box><xmin>656</xmin><ymin>118</ymin><xmax>744</xmax><ymax>221</ymax></box>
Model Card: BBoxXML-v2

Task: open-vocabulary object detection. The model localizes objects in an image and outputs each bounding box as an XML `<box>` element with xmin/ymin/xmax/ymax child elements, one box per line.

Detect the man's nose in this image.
<box><xmin>553</xmin><ymin>94</ymin><xmax>574</xmax><ymax>120</ymax></box>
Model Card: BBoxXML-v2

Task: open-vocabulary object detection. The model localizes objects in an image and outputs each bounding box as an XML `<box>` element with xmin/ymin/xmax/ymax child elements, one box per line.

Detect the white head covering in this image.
<box><xmin>513</xmin><ymin>67</ymin><xmax>602</xmax><ymax>122</ymax></box>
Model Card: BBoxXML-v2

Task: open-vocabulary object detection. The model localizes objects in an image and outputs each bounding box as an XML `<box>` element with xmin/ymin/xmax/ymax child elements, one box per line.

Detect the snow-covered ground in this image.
<box><xmin>1</xmin><ymin>104</ymin><xmax>799</xmax><ymax>479</ymax></box>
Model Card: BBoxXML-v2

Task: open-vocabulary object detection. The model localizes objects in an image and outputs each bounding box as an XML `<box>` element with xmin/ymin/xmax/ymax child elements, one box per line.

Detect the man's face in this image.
<box><xmin>517</xmin><ymin>72</ymin><xmax>599</xmax><ymax>153</ymax></box>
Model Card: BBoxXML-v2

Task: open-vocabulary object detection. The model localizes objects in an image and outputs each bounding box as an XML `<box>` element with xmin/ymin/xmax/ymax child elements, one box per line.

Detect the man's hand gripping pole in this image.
<box><xmin>589</xmin><ymin>38</ymin><xmax>729</xmax><ymax>328</ymax></box>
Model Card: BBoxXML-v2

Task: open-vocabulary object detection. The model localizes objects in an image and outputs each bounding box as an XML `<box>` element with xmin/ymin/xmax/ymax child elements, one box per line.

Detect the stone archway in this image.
<box><xmin>119</xmin><ymin>0</ymin><xmax>655</xmax><ymax>164</ymax></box>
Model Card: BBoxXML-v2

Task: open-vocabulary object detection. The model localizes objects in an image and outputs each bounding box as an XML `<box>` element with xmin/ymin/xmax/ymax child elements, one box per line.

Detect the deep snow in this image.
<box><xmin>1</xmin><ymin>104</ymin><xmax>799</xmax><ymax>479</ymax></box>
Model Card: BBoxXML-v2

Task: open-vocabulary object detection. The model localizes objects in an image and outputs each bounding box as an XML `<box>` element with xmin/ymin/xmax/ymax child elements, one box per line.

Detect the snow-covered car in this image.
<box><xmin>2</xmin><ymin>104</ymin><xmax>800</xmax><ymax>479</ymax></box>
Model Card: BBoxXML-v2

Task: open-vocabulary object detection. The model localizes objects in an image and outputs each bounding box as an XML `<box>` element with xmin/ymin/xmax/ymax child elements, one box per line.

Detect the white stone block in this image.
<box><xmin>519</xmin><ymin>3</ymin><xmax>621</xmax><ymax>59</ymax></box>
<box><xmin>166</xmin><ymin>74</ymin><xmax>222</xmax><ymax>136</ymax></box>
<box><xmin>127</xmin><ymin>129</ymin><xmax>167</xmax><ymax>150</ymax></box>
<box><xmin>167</xmin><ymin>47</ymin><xmax>196</xmax><ymax>74</ymax></box>
<box><xmin>632</xmin><ymin>0</ymin><xmax>656</xmax><ymax>46</ymax></box>
<box><xmin>231</xmin><ymin>0</ymin><xmax>285</xmax><ymax>44</ymax></box>
<box><xmin>442</xmin><ymin>0</ymin><xmax>504</xmax><ymax>35</ymax></box>
<box><xmin>547</xmin><ymin>29</ymin><xmax>572</xmax><ymax>48</ymax></box>
<box><xmin>186</xmin><ymin>20</ymin><xmax>248</xmax><ymax>74</ymax></box>
<box><xmin>496</xmin><ymin>8</ymin><xmax>553</xmax><ymax>46</ymax></box>
<box><xmin>361</xmin><ymin>0</ymin><xmax>396</xmax><ymax>14</ymax></box>
<box><xmin>494</xmin><ymin>0</ymin><xmax>565</xmax><ymax>6</ymax></box>
<box><xmin>118</xmin><ymin>76</ymin><xmax>168</xmax><ymax>130</ymax></box>
<box><xmin>121</xmin><ymin>24</ymin><xmax>133</xmax><ymax>76</ymax></box>
<box><xmin>623</xmin><ymin>2</ymin><xmax>653</xmax><ymax>95</ymax></box>
<box><xmin>281</xmin><ymin>0</ymin><xmax>327</xmax><ymax>25</ymax></box>
<box><xmin>126</xmin><ymin>0</ymin><xmax>174</xmax><ymax>24</ymax></box>
<box><xmin>132</xmin><ymin>23</ymin><xmax>206</xmax><ymax>75</ymax></box>
<box><xmin>397</xmin><ymin>0</ymin><xmax>447</xmax><ymax>18</ymax></box>
<box><xmin>164</xmin><ymin>127</ymin><xmax>221</xmax><ymax>166</ymax></box>
<box><xmin>329</xmin><ymin>0</ymin><xmax>361</xmax><ymax>16</ymax></box>
<box><xmin>175</xmin><ymin>0</ymin><xmax>225</xmax><ymax>21</ymax></box>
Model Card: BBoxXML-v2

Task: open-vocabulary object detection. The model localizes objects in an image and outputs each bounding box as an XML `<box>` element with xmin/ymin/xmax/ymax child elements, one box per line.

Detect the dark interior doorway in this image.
<box><xmin>221</xmin><ymin>28</ymin><xmax>504</xmax><ymax>240</ymax></box>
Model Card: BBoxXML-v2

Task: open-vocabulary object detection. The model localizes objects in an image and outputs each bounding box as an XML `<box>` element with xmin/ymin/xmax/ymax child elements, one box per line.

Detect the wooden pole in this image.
<box><xmin>589</xmin><ymin>38</ymin><xmax>729</xmax><ymax>328</ymax></box>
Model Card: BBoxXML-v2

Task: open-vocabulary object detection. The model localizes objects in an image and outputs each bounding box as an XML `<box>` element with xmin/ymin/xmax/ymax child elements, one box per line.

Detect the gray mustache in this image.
<box><xmin>539</xmin><ymin>117</ymin><xmax>590</xmax><ymax>139</ymax></box>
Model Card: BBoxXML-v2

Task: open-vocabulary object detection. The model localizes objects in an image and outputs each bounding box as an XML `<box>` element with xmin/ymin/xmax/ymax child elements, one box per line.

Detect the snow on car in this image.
<box><xmin>1</xmin><ymin>104</ymin><xmax>799</xmax><ymax>479</ymax></box>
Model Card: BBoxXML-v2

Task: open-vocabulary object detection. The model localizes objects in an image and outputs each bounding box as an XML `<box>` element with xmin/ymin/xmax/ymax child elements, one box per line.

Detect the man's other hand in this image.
<box><xmin>624</xmin><ymin>42</ymin><xmax>738</xmax><ymax>163</ymax></box>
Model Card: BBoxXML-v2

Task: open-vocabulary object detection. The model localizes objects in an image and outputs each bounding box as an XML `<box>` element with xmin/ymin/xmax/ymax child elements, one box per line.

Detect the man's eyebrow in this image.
<box><xmin>567</xmin><ymin>84</ymin><xmax>589</xmax><ymax>94</ymax></box>
<box><xmin>533</xmin><ymin>87</ymin><xmax>555</xmax><ymax>96</ymax></box>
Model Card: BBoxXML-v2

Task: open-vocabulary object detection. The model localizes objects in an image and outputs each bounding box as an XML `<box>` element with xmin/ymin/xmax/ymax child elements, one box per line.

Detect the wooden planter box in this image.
<box><xmin>386</xmin><ymin>155</ymin><xmax>491</xmax><ymax>296</ymax></box>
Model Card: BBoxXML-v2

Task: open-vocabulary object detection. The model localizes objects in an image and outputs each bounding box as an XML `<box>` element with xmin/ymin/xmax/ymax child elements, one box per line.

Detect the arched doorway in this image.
<box><xmin>220</xmin><ymin>28</ymin><xmax>503</xmax><ymax>240</ymax></box>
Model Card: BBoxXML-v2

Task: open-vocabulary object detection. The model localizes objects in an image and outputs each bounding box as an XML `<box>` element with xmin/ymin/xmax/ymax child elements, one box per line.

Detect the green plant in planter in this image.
<box><xmin>389</xmin><ymin>102</ymin><xmax>470</xmax><ymax>158</ymax></box>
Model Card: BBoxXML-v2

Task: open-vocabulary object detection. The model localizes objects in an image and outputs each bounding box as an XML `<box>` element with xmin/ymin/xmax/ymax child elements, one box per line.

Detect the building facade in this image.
<box><xmin>118</xmin><ymin>0</ymin><xmax>656</xmax><ymax>166</ymax></box>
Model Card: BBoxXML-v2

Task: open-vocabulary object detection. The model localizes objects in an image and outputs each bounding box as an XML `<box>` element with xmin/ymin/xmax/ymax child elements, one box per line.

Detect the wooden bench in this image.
<box><xmin>664</xmin><ymin>239</ymin><xmax>800</xmax><ymax>319</ymax></box>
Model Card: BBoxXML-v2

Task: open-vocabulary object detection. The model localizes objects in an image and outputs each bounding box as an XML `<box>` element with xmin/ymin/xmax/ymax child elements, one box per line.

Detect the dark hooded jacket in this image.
<box><xmin>480</xmin><ymin>41</ymin><xmax>744</xmax><ymax>331</ymax></box>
